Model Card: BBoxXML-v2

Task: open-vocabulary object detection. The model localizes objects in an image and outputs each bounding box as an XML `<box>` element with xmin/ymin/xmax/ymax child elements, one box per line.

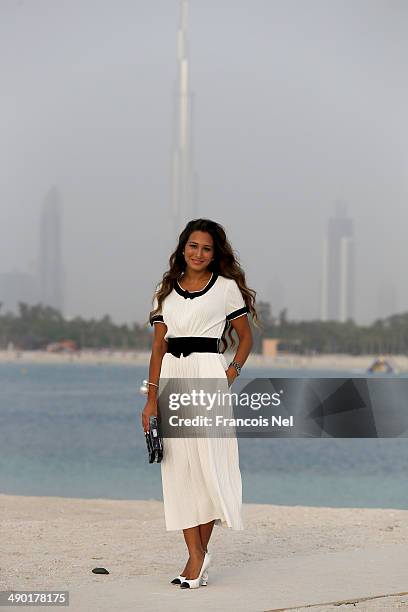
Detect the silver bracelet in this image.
<box><xmin>142</xmin><ymin>379</ymin><xmax>159</xmax><ymax>389</ymax></box>
<box><xmin>140</xmin><ymin>380</ymin><xmax>159</xmax><ymax>396</ymax></box>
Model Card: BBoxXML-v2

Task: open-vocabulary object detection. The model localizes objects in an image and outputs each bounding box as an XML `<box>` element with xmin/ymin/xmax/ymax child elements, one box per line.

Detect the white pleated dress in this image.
<box><xmin>150</xmin><ymin>272</ymin><xmax>248</xmax><ymax>531</ymax></box>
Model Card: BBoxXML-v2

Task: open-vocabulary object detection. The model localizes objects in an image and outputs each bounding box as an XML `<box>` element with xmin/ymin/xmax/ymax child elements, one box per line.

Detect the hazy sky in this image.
<box><xmin>1</xmin><ymin>0</ymin><xmax>407</xmax><ymax>325</ymax></box>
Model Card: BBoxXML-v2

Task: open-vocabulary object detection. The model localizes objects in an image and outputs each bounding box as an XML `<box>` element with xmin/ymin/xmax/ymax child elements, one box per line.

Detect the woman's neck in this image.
<box><xmin>181</xmin><ymin>269</ymin><xmax>212</xmax><ymax>282</ymax></box>
<box><xmin>178</xmin><ymin>270</ymin><xmax>213</xmax><ymax>291</ymax></box>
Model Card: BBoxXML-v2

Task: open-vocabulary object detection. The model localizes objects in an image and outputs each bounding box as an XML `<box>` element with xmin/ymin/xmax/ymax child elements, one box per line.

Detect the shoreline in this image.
<box><xmin>1</xmin><ymin>349</ymin><xmax>407</xmax><ymax>371</ymax></box>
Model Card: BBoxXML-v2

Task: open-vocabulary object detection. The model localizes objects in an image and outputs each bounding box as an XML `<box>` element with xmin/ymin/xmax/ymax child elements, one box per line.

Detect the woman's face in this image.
<box><xmin>183</xmin><ymin>230</ymin><xmax>214</xmax><ymax>272</ymax></box>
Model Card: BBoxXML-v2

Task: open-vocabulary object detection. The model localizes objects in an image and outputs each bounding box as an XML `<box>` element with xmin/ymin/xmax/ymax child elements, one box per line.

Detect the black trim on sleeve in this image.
<box><xmin>226</xmin><ymin>306</ymin><xmax>249</xmax><ymax>321</ymax></box>
<box><xmin>150</xmin><ymin>314</ymin><xmax>164</xmax><ymax>326</ymax></box>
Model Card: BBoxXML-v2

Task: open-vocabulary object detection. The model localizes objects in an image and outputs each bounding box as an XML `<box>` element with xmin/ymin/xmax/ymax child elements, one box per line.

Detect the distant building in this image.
<box><xmin>171</xmin><ymin>0</ymin><xmax>198</xmax><ymax>240</ymax></box>
<box><xmin>262</xmin><ymin>338</ymin><xmax>281</xmax><ymax>357</ymax></box>
<box><xmin>0</xmin><ymin>270</ymin><xmax>38</xmax><ymax>314</ymax></box>
<box><xmin>257</xmin><ymin>300</ymin><xmax>272</xmax><ymax>326</ymax></box>
<box><xmin>38</xmin><ymin>186</ymin><xmax>64</xmax><ymax>314</ymax></box>
<box><xmin>262</xmin><ymin>337</ymin><xmax>302</xmax><ymax>356</ymax></box>
<box><xmin>266</xmin><ymin>277</ymin><xmax>285</xmax><ymax>320</ymax></box>
<box><xmin>377</xmin><ymin>280</ymin><xmax>397</xmax><ymax>319</ymax></box>
<box><xmin>321</xmin><ymin>204</ymin><xmax>355</xmax><ymax>322</ymax></box>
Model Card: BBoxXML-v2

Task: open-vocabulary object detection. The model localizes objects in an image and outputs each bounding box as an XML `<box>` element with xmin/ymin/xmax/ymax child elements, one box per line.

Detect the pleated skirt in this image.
<box><xmin>158</xmin><ymin>351</ymin><xmax>244</xmax><ymax>531</ymax></box>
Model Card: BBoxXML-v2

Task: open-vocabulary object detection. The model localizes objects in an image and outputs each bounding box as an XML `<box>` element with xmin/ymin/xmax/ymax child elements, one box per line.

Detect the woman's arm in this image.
<box><xmin>141</xmin><ymin>322</ymin><xmax>168</xmax><ymax>432</ymax></box>
<box><xmin>225</xmin><ymin>315</ymin><xmax>253</xmax><ymax>386</ymax></box>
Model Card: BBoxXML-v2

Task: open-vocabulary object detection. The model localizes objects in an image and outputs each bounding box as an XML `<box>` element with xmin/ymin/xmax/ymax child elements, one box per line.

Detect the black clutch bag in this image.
<box><xmin>145</xmin><ymin>416</ymin><xmax>163</xmax><ymax>463</ymax></box>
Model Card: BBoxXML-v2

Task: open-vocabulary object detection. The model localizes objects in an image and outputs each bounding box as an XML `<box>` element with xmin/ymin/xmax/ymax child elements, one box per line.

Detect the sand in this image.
<box><xmin>1</xmin><ymin>494</ymin><xmax>407</xmax><ymax>611</ymax></box>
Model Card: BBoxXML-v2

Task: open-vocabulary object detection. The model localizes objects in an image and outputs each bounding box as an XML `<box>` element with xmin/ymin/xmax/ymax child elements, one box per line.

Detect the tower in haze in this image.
<box><xmin>39</xmin><ymin>186</ymin><xmax>64</xmax><ymax>314</ymax></box>
<box><xmin>171</xmin><ymin>0</ymin><xmax>198</xmax><ymax>241</ymax></box>
<box><xmin>378</xmin><ymin>280</ymin><xmax>397</xmax><ymax>319</ymax></box>
<box><xmin>321</xmin><ymin>204</ymin><xmax>355</xmax><ymax>322</ymax></box>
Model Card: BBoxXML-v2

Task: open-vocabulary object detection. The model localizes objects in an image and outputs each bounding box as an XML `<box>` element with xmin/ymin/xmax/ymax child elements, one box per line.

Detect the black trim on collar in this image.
<box><xmin>226</xmin><ymin>306</ymin><xmax>249</xmax><ymax>321</ymax></box>
<box><xmin>175</xmin><ymin>272</ymin><xmax>218</xmax><ymax>299</ymax></box>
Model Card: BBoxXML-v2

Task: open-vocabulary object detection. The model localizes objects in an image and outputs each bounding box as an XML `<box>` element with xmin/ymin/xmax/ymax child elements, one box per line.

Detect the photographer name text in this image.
<box><xmin>168</xmin><ymin>415</ymin><xmax>294</xmax><ymax>427</ymax></box>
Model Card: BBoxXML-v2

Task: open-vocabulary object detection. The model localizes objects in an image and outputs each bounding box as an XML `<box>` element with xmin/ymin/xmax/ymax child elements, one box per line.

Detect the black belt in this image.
<box><xmin>166</xmin><ymin>337</ymin><xmax>220</xmax><ymax>358</ymax></box>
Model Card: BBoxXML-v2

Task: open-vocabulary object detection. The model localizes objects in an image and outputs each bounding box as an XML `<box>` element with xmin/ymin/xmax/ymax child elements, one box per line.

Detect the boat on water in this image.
<box><xmin>367</xmin><ymin>356</ymin><xmax>396</xmax><ymax>374</ymax></box>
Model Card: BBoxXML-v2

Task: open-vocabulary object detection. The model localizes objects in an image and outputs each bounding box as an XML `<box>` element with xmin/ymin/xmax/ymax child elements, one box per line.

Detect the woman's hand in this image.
<box><xmin>141</xmin><ymin>399</ymin><xmax>158</xmax><ymax>433</ymax></box>
<box><xmin>225</xmin><ymin>366</ymin><xmax>238</xmax><ymax>387</ymax></box>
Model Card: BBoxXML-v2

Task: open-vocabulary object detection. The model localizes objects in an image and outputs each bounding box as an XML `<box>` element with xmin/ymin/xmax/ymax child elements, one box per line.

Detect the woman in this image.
<box><xmin>142</xmin><ymin>218</ymin><xmax>257</xmax><ymax>589</ymax></box>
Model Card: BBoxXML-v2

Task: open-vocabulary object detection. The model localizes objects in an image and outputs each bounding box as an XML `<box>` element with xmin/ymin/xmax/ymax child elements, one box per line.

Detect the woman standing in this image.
<box><xmin>142</xmin><ymin>218</ymin><xmax>257</xmax><ymax>589</ymax></box>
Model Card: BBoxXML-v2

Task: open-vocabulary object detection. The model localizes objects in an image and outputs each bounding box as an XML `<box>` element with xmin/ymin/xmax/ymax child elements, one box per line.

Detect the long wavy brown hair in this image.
<box><xmin>148</xmin><ymin>218</ymin><xmax>259</xmax><ymax>352</ymax></box>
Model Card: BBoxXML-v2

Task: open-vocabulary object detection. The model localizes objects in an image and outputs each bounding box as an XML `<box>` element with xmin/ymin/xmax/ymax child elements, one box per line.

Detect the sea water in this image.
<box><xmin>0</xmin><ymin>362</ymin><xmax>407</xmax><ymax>509</ymax></box>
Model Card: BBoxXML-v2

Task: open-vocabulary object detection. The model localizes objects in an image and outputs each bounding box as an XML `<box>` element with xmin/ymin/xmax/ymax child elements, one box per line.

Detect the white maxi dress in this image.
<box><xmin>150</xmin><ymin>272</ymin><xmax>248</xmax><ymax>531</ymax></box>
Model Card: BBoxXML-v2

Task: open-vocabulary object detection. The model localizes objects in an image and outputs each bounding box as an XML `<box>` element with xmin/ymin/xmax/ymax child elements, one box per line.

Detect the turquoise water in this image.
<box><xmin>0</xmin><ymin>362</ymin><xmax>407</xmax><ymax>508</ymax></box>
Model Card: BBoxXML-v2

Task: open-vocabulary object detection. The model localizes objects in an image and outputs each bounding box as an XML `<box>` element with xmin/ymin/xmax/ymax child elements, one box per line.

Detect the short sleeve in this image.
<box><xmin>225</xmin><ymin>279</ymin><xmax>249</xmax><ymax>322</ymax></box>
<box><xmin>149</xmin><ymin>286</ymin><xmax>165</xmax><ymax>326</ymax></box>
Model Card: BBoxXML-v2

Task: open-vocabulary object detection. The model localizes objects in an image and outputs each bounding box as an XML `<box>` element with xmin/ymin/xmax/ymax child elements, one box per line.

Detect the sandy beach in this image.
<box><xmin>1</xmin><ymin>494</ymin><xmax>407</xmax><ymax>611</ymax></box>
<box><xmin>1</xmin><ymin>349</ymin><xmax>407</xmax><ymax>372</ymax></box>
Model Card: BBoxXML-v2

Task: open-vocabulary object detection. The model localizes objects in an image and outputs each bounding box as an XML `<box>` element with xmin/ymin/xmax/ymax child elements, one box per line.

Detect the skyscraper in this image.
<box><xmin>39</xmin><ymin>186</ymin><xmax>64</xmax><ymax>314</ymax></box>
<box><xmin>266</xmin><ymin>277</ymin><xmax>286</xmax><ymax>321</ymax></box>
<box><xmin>321</xmin><ymin>204</ymin><xmax>355</xmax><ymax>322</ymax></box>
<box><xmin>0</xmin><ymin>270</ymin><xmax>38</xmax><ymax>314</ymax></box>
<box><xmin>377</xmin><ymin>280</ymin><xmax>397</xmax><ymax>319</ymax></box>
<box><xmin>171</xmin><ymin>0</ymin><xmax>198</xmax><ymax>241</ymax></box>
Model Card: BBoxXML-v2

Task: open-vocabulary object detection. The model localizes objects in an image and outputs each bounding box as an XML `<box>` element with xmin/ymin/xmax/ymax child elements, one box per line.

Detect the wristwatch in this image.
<box><xmin>229</xmin><ymin>360</ymin><xmax>242</xmax><ymax>376</ymax></box>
